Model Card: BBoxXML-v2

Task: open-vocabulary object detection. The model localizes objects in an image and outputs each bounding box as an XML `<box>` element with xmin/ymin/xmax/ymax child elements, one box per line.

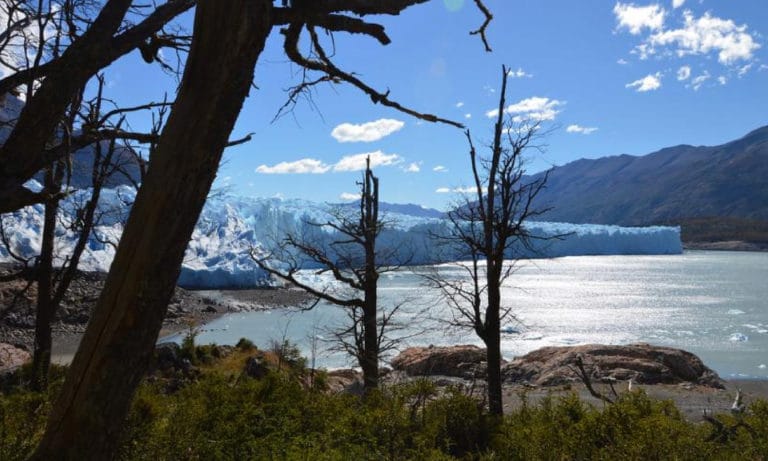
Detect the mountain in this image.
<box><xmin>533</xmin><ymin>125</ymin><xmax>768</xmax><ymax>226</ymax></box>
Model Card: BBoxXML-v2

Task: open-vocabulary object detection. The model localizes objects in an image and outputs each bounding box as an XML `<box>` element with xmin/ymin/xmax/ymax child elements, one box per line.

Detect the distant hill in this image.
<box><xmin>533</xmin><ymin>125</ymin><xmax>768</xmax><ymax>227</ymax></box>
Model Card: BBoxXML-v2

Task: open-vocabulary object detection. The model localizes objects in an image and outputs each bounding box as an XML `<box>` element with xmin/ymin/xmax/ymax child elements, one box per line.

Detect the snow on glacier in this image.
<box><xmin>0</xmin><ymin>185</ymin><xmax>682</xmax><ymax>289</ymax></box>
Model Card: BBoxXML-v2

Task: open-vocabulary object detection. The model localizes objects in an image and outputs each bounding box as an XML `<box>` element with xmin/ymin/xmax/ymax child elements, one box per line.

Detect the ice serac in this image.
<box><xmin>0</xmin><ymin>188</ymin><xmax>682</xmax><ymax>289</ymax></box>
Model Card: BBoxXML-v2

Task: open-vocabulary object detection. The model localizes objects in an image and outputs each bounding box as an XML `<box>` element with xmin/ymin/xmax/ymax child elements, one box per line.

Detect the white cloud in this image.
<box><xmin>482</xmin><ymin>85</ymin><xmax>496</xmax><ymax>94</ymax></box>
<box><xmin>464</xmin><ymin>113</ymin><xmax>472</xmax><ymax>119</ymax></box>
<box><xmin>737</xmin><ymin>63</ymin><xmax>752</xmax><ymax>77</ymax></box>
<box><xmin>455</xmin><ymin>102</ymin><xmax>464</xmax><ymax>108</ymax></box>
<box><xmin>333</xmin><ymin>151</ymin><xmax>401</xmax><ymax>172</ymax></box>
<box><xmin>617</xmin><ymin>58</ymin><xmax>629</xmax><ymax>65</ymax></box>
<box><xmin>433</xmin><ymin>165</ymin><xmax>448</xmax><ymax>173</ymax></box>
<box><xmin>507</xmin><ymin>67</ymin><xmax>533</xmax><ymax>78</ymax></box>
<box><xmin>672</xmin><ymin>0</ymin><xmax>685</xmax><ymax>9</ymax></box>
<box><xmin>717</xmin><ymin>75</ymin><xmax>727</xmax><ymax>85</ymax></box>
<box><xmin>436</xmin><ymin>186</ymin><xmax>486</xmax><ymax>194</ymax></box>
<box><xmin>566</xmin><ymin>124</ymin><xmax>599</xmax><ymax>135</ymax></box>
<box><xmin>404</xmin><ymin>162</ymin><xmax>421</xmax><ymax>173</ymax></box>
<box><xmin>626</xmin><ymin>72</ymin><xmax>662</xmax><ymax>92</ymax></box>
<box><xmin>648</xmin><ymin>11</ymin><xmax>761</xmax><ymax>65</ymax></box>
<box><xmin>486</xmin><ymin>96</ymin><xmax>564</xmax><ymax>121</ymax></box>
<box><xmin>339</xmin><ymin>192</ymin><xmax>360</xmax><ymax>201</ymax></box>
<box><xmin>331</xmin><ymin>118</ymin><xmax>405</xmax><ymax>143</ymax></box>
<box><xmin>614</xmin><ymin>2</ymin><xmax>666</xmax><ymax>35</ymax></box>
<box><xmin>690</xmin><ymin>71</ymin><xmax>710</xmax><ymax>90</ymax></box>
<box><xmin>256</xmin><ymin>151</ymin><xmax>401</xmax><ymax>174</ymax></box>
<box><xmin>676</xmin><ymin>65</ymin><xmax>691</xmax><ymax>81</ymax></box>
<box><xmin>256</xmin><ymin>158</ymin><xmax>330</xmax><ymax>174</ymax></box>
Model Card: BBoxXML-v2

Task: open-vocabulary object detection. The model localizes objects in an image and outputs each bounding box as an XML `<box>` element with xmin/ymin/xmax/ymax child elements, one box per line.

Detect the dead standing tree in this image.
<box><xmin>252</xmin><ymin>158</ymin><xmax>403</xmax><ymax>393</ymax></box>
<box><xmin>29</xmin><ymin>74</ymin><xmax>160</xmax><ymax>391</ymax></box>
<box><xmin>427</xmin><ymin>65</ymin><xmax>553</xmax><ymax>416</ymax></box>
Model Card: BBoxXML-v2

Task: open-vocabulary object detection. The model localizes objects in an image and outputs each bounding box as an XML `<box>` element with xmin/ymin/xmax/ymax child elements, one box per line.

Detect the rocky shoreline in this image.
<box><xmin>0</xmin><ymin>263</ymin><xmax>313</xmax><ymax>360</ymax></box>
<box><xmin>388</xmin><ymin>344</ymin><xmax>767</xmax><ymax>421</ymax></box>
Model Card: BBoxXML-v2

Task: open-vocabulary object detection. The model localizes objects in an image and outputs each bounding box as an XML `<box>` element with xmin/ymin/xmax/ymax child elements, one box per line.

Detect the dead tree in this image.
<box><xmin>32</xmin><ymin>1</ymin><xmax>492</xmax><ymax>458</ymax></box>
<box><xmin>426</xmin><ymin>65</ymin><xmax>553</xmax><ymax>416</ymax></box>
<box><xmin>252</xmin><ymin>158</ymin><xmax>403</xmax><ymax>392</ymax></box>
<box><xmin>29</xmin><ymin>74</ymin><xmax>154</xmax><ymax>390</ymax></box>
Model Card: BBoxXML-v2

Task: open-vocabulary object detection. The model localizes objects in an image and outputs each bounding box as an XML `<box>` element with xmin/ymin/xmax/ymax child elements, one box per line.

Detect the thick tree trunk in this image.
<box><xmin>31</xmin><ymin>1</ymin><xmax>272</xmax><ymax>459</ymax></box>
<box><xmin>485</xmin><ymin>272</ymin><xmax>503</xmax><ymax>416</ymax></box>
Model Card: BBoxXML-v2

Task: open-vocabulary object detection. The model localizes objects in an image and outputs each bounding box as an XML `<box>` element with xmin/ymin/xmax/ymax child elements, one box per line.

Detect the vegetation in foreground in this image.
<box><xmin>1</xmin><ymin>340</ymin><xmax>767</xmax><ymax>461</ymax></box>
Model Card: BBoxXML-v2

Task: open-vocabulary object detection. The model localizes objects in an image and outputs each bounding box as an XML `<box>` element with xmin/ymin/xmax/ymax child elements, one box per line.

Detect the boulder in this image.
<box><xmin>244</xmin><ymin>355</ymin><xmax>268</xmax><ymax>379</ymax></box>
<box><xmin>0</xmin><ymin>342</ymin><xmax>32</xmax><ymax>373</ymax></box>
<box><xmin>503</xmin><ymin>343</ymin><xmax>724</xmax><ymax>388</ymax></box>
<box><xmin>325</xmin><ymin>369</ymin><xmax>363</xmax><ymax>394</ymax></box>
<box><xmin>154</xmin><ymin>342</ymin><xmax>182</xmax><ymax>371</ymax></box>
<box><xmin>391</xmin><ymin>345</ymin><xmax>496</xmax><ymax>378</ymax></box>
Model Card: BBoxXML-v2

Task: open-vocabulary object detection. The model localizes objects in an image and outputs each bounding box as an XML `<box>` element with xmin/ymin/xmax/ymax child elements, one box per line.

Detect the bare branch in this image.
<box><xmin>282</xmin><ymin>22</ymin><xmax>464</xmax><ymax>128</ymax></box>
<box><xmin>469</xmin><ymin>0</ymin><xmax>493</xmax><ymax>52</ymax></box>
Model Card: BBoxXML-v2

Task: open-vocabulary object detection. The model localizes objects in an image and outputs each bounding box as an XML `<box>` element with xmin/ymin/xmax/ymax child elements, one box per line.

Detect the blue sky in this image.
<box><xmin>102</xmin><ymin>0</ymin><xmax>767</xmax><ymax>209</ymax></box>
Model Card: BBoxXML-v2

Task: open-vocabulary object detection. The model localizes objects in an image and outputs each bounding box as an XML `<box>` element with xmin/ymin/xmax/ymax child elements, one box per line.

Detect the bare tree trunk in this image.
<box><xmin>362</xmin><ymin>285</ymin><xmax>379</xmax><ymax>392</ymax></box>
<box><xmin>361</xmin><ymin>163</ymin><xmax>380</xmax><ymax>392</ymax></box>
<box><xmin>31</xmin><ymin>1</ymin><xmax>272</xmax><ymax>458</ymax></box>
<box><xmin>485</xmin><ymin>274</ymin><xmax>503</xmax><ymax>416</ymax></box>
<box><xmin>31</xmin><ymin>168</ymin><xmax>59</xmax><ymax>391</ymax></box>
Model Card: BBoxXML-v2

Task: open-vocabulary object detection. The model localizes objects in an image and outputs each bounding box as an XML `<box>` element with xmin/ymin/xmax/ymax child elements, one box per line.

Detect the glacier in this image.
<box><xmin>0</xmin><ymin>183</ymin><xmax>682</xmax><ymax>289</ymax></box>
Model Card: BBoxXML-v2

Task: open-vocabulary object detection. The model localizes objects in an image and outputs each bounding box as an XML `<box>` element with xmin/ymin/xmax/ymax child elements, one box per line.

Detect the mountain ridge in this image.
<box><xmin>531</xmin><ymin>124</ymin><xmax>768</xmax><ymax>226</ymax></box>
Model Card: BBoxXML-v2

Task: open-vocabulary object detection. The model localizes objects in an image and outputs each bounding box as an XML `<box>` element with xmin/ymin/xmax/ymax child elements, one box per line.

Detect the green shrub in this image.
<box><xmin>1</xmin><ymin>344</ymin><xmax>767</xmax><ymax>460</ymax></box>
<box><xmin>235</xmin><ymin>337</ymin><xmax>256</xmax><ymax>351</ymax></box>
<box><xmin>180</xmin><ymin>326</ymin><xmax>199</xmax><ymax>364</ymax></box>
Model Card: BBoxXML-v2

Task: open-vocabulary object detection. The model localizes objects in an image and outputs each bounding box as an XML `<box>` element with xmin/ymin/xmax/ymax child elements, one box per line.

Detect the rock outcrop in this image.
<box><xmin>325</xmin><ymin>369</ymin><xmax>364</xmax><ymax>394</ymax></box>
<box><xmin>0</xmin><ymin>342</ymin><xmax>31</xmax><ymax>373</ymax></box>
<box><xmin>503</xmin><ymin>343</ymin><xmax>724</xmax><ymax>388</ymax></box>
<box><xmin>391</xmin><ymin>345</ymin><xmax>494</xmax><ymax>378</ymax></box>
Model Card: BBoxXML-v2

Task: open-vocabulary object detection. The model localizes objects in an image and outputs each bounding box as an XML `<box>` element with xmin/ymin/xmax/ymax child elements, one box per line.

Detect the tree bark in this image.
<box><xmin>31</xmin><ymin>1</ymin><xmax>272</xmax><ymax>458</ymax></box>
<box><xmin>30</xmin><ymin>168</ymin><xmax>59</xmax><ymax>391</ymax></box>
<box><xmin>361</xmin><ymin>162</ymin><xmax>380</xmax><ymax>392</ymax></box>
<box><xmin>362</xmin><ymin>284</ymin><xmax>379</xmax><ymax>392</ymax></box>
<box><xmin>485</xmin><ymin>274</ymin><xmax>503</xmax><ymax>416</ymax></box>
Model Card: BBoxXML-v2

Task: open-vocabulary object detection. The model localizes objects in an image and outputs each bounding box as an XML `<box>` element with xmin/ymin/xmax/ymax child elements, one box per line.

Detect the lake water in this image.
<box><xmin>168</xmin><ymin>251</ymin><xmax>768</xmax><ymax>380</ymax></box>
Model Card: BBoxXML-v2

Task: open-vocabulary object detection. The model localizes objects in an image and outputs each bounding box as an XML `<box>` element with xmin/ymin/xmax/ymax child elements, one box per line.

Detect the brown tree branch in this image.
<box><xmin>470</xmin><ymin>0</ymin><xmax>493</xmax><ymax>52</ymax></box>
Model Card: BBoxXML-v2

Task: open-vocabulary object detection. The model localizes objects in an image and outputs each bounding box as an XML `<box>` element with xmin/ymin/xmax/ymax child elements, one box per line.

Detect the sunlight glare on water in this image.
<box><xmin>176</xmin><ymin>251</ymin><xmax>768</xmax><ymax>379</ymax></box>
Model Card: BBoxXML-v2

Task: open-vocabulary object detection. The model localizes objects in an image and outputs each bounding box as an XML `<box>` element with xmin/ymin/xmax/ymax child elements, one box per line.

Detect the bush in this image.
<box><xmin>235</xmin><ymin>337</ymin><xmax>256</xmax><ymax>351</ymax></box>
<box><xmin>2</xmin><ymin>344</ymin><xmax>767</xmax><ymax>460</ymax></box>
<box><xmin>269</xmin><ymin>338</ymin><xmax>306</xmax><ymax>372</ymax></box>
<box><xmin>180</xmin><ymin>326</ymin><xmax>199</xmax><ymax>364</ymax></box>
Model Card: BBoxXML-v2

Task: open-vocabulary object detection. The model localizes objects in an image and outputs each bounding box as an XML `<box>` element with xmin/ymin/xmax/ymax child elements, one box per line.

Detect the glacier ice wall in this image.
<box><xmin>0</xmin><ymin>186</ymin><xmax>682</xmax><ymax>289</ymax></box>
